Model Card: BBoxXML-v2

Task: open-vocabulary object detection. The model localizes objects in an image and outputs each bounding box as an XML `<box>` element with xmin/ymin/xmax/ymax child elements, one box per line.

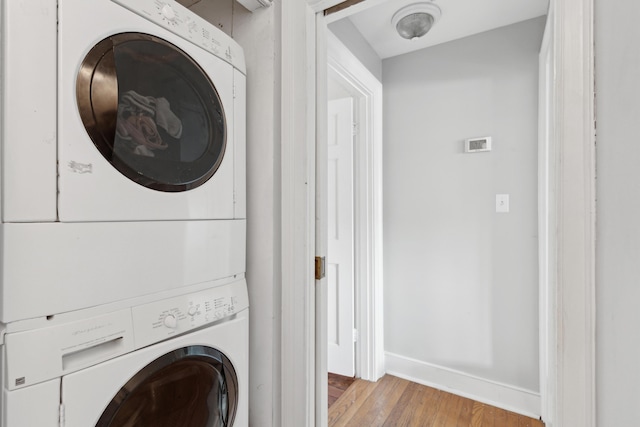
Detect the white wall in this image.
<box><xmin>382</xmin><ymin>17</ymin><xmax>545</xmax><ymax>410</ymax></box>
<box><xmin>328</xmin><ymin>18</ymin><xmax>382</xmax><ymax>82</ymax></box>
<box><xmin>188</xmin><ymin>0</ymin><xmax>233</xmax><ymax>33</ymax></box>
<box><xmin>595</xmin><ymin>1</ymin><xmax>640</xmax><ymax>425</ymax></box>
<box><xmin>189</xmin><ymin>2</ymin><xmax>281</xmax><ymax>426</ymax></box>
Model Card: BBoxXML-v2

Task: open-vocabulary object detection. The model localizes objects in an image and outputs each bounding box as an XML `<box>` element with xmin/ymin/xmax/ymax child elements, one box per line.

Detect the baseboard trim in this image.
<box><xmin>385</xmin><ymin>352</ymin><xmax>541</xmax><ymax>419</ymax></box>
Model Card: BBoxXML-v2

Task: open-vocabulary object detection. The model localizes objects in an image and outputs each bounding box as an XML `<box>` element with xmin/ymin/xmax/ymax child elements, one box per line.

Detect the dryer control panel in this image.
<box><xmin>131</xmin><ymin>279</ymin><xmax>249</xmax><ymax>348</ymax></box>
<box><xmin>2</xmin><ymin>279</ymin><xmax>248</xmax><ymax>391</ymax></box>
<box><xmin>112</xmin><ymin>0</ymin><xmax>246</xmax><ymax>72</ymax></box>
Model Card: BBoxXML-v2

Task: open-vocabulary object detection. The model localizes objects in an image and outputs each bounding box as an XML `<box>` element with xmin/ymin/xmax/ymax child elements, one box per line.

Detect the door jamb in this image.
<box><xmin>549</xmin><ymin>0</ymin><xmax>597</xmax><ymax>425</ymax></box>
<box><xmin>538</xmin><ymin>9</ymin><xmax>556</xmax><ymax>424</ymax></box>
<box><xmin>326</xmin><ymin>32</ymin><xmax>384</xmax><ymax>383</ymax></box>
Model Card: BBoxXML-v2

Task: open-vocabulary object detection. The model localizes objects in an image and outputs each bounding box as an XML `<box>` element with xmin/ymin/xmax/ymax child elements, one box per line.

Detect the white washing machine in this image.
<box><xmin>1</xmin><ymin>279</ymin><xmax>248</xmax><ymax>427</ymax></box>
<box><xmin>0</xmin><ymin>0</ymin><xmax>247</xmax><ymax>322</ymax></box>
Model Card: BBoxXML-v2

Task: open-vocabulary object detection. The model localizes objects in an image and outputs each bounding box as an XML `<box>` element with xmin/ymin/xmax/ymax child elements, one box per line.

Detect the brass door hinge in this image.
<box><xmin>315</xmin><ymin>256</ymin><xmax>326</xmax><ymax>280</ymax></box>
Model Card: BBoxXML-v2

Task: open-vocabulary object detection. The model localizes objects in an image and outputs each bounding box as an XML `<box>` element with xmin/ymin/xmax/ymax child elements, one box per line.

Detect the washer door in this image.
<box><xmin>77</xmin><ymin>33</ymin><xmax>226</xmax><ymax>192</ymax></box>
<box><xmin>96</xmin><ymin>346</ymin><xmax>238</xmax><ymax>427</ymax></box>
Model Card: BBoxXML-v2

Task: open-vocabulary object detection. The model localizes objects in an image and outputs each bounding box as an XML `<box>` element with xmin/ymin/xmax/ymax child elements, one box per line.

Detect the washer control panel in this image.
<box><xmin>132</xmin><ymin>279</ymin><xmax>248</xmax><ymax>348</ymax></box>
<box><xmin>111</xmin><ymin>0</ymin><xmax>245</xmax><ymax>72</ymax></box>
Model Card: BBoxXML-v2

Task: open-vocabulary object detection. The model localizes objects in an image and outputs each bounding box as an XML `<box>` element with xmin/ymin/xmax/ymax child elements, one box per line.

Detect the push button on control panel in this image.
<box><xmin>187</xmin><ymin>305</ymin><xmax>199</xmax><ymax>317</ymax></box>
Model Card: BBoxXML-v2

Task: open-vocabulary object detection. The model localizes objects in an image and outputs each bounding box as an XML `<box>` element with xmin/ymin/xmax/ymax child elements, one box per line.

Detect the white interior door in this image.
<box><xmin>327</xmin><ymin>97</ymin><xmax>355</xmax><ymax>377</ymax></box>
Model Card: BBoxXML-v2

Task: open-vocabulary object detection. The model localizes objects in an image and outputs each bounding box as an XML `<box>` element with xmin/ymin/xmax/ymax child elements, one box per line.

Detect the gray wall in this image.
<box><xmin>382</xmin><ymin>17</ymin><xmax>545</xmax><ymax>392</ymax></box>
<box><xmin>188</xmin><ymin>0</ymin><xmax>234</xmax><ymax>34</ymax></box>
<box><xmin>189</xmin><ymin>2</ymin><xmax>281</xmax><ymax>426</ymax></box>
<box><xmin>328</xmin><ymin>18</ymin><xmax>382</xmax><ymax>81</ymax></box>
<box><xmin>595</xmin><ymin>1</ymin><xmax>640</xmax><ymax>425</ymax></box>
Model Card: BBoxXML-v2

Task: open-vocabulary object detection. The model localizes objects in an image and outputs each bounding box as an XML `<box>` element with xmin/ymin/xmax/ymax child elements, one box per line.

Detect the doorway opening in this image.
<box><xmin>318</xmin><ymin>7</ymin><xmax>544</xmax><ymax>427</ymax></box>
<box><xmin>322</xmin><ymin>31</ymin><xmax>385</xmax><ymax>386</ymax></box>
<box><xmin>299</xmin><ymin>1</ymin><xmax>596</xmax><ymax>426</ymax></box>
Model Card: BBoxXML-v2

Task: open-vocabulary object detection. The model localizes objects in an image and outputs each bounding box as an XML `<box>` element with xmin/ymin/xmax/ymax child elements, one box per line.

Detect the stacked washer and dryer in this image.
<box><xmin>1</xmin><ymin>0</ymin><xmax>247</xmax><ymax>426</ymax></box>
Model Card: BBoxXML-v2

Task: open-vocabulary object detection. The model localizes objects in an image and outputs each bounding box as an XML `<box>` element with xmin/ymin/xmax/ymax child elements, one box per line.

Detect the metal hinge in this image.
<box><xmin>353</xmin><ymin>329</ymin><xmax>359</xmax><ymax>342</ymax></box>
<box><xmin>315</xmin><ymin>256</ymin><xmax>326</xmax><ymax>280</ymax></box>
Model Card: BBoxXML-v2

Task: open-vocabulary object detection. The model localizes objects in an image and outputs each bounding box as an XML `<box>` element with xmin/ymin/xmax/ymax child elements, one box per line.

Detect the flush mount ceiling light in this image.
<box><xmin>392</xmin><ymin>2</ymin><xmax>442</xmax><ymax>41</ymax></box>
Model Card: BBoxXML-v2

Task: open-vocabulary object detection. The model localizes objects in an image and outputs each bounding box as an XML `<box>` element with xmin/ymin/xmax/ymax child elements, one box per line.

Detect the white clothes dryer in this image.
<box><xmin>2</xmin><ymin>0</ymin><xmax>246</xmax><ymax>223</ymax></box>
<box><xmin>1</xmin><ymin>280</ymin><xmax>248</xmax><ymax>427</ymax></box>
<box><xmin>0</xmin><ymin>0</ymin><xmax>247</xmax><ymax>323</ymax></box>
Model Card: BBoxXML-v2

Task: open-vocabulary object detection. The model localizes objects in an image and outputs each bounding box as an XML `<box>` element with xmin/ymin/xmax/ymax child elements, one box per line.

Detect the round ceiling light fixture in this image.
<box><xmin>392</xmin><ymin>2</ymin><xmax>442</xmax><ymax>41</ymax></box>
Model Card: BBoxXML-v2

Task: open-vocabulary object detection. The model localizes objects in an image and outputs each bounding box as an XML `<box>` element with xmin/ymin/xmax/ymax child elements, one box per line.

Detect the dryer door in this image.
<box><xmin>96</xmin><ymin>346</ymin><xmax>238</xmax><ymax>427</ymax></box>
<box><xmin>76</xmin><ymin>33</ymin><xmax>226</xmax><ymax>192</ymax></box>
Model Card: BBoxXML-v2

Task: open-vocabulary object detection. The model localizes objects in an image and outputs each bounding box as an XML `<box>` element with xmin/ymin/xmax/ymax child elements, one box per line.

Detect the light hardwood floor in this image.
<box><xmin>329</xmin><ymin>373</ymin><xmax>357</xmax><ymax>407</ymax></box>
<box><xmin>328</xmin><ymin>374</ymin><xmax>544</xmax><ymax>427</ymax></box>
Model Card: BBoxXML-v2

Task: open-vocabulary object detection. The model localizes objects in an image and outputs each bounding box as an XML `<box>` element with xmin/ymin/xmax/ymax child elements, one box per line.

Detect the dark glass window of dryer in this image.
<box><xmin>76</xmin><ymin>33</ymin><xmax>226</xmax><ymax>192</ymax></box>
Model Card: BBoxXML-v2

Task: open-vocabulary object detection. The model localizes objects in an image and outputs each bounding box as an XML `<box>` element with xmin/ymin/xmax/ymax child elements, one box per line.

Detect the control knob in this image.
<box><xmin>163</xmin><ymin>314</ymin><xmax>178</xmax><ymax>329</ymax></box>
<box><xmin>161</xmin><ymin>4</ymin><xmax>177</xmax><ymax>22</ymax></box>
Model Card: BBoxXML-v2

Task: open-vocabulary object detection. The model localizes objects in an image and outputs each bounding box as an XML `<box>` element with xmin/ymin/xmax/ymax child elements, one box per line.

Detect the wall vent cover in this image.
<box><xmin>465</xmin><ymin>136</ymin><xmax>492</xmax><ymax>153</ymax></box>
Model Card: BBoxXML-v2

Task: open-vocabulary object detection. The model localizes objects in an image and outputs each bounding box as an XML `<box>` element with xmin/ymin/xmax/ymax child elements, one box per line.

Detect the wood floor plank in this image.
<box><xmin>418</xmin><ymin>386</ymin><xmax>444</xmax><ymax>426</ymax></box>
<box><xmin>372</xmin><ymin>376</ymin><xmax>411</xmax><ymax>425</ymax></box>
<box><xmin>328</xmin><ymin>373</ymin><xmax>357</xmax><ymax>408</ymax></box>
<box><xmin>482</xmin><ymin>403</ymin><xmax>496</xmax><ymax>426</ymax></box>
<box><xmin>328</xmin><ymin>377</ymin><xmax>378</xmax><ymax>426</ymax></box>
<box><xmin>329</xmin><ymin>386</ymin><xmax>344</xmax><ymax>407</ymax></box>
<box><xmin>505</xmin><ymin>410</ymin><xmax>519</xmax><ymax>427</ymax></box>
<box><xmin>456</xmin><ymin>397</ymin><xmax>474</xmax><ymax>427</ymax></box>
<box><xmin>471</xmin><ymin>402</ymin><xmax>485</xmax><ymax>427</ymax></box>
<box><xmin>415</xmin><ymin>387</ymin><xmax>450</xmax><ymax>426</ymax></box>
<box><xmin>432</xmin><ymin>393</ymin><xmax>465</xmax><ymax>427</ymax></box>
<box><xmin>381</xmin><ymin>380</ymin><xmax>423</xmax><ymax>426</ymax></box>
<box><xmin>381</xmin><ymin>380</ymin><xmax>443</xmax><ymax>427</ymax></box>
<box><xmin>494</xmin><ymin>407</ymin><xmax>509</xmax><ymax>427</ymax></box>
<box><xmin>329</xmin><ymin>373</ymin><xmax>356</xmax><ymax>390</ymax></box>
<box><xmin>428</xmin><ymin>391</ymin><xmax>454</xmax><ymax>426</ymax></box>
<box><xmin>350</xmin><ymin>375</ymin><xmax>409</xmax><ymax>425</ymax></box>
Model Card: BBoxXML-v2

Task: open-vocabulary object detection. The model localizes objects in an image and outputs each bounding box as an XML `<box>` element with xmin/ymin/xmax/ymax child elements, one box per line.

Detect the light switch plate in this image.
<box><xmin>496</xmin><ymin>194</ymin><xmax>510</xmax><ymax>213</ymax></box>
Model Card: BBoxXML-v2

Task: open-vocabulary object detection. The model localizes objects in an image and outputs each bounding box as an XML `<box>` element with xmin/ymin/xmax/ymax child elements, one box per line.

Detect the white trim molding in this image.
<box><xmin>280</xmin><ymin>1</ymin><xmax>317</xmax><ymax>426</ymax></box>
<box><xmin>314</xmin><ymin>12</ymin><xmax>329</xmax><ymax>427</ymax></box>
<box><xmin>550</xmin><ymin>0</ymin><xmax>596</xmax><ymax>425</ymax></box>
<box><xmin>538</xmin><ymin>8</ymin><xmax>557</xmax><ymax>425</ymax></box>
<box><xmin>385</xmin><ymin>352</ymin><xmax>542</xmax><ymax>419</ymax></box>
<box><xmin>327</xmin><ymin>32</ymin><xmax>385</xmax><ymax>383</ymax></box>
<box><xmin>306</xmin><ymin>0</ymin><xmax>342</xmax><ymax>13</ymax></box>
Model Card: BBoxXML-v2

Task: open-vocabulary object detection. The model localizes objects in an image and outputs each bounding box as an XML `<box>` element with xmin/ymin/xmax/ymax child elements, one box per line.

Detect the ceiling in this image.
<box><xmin>328</xmin><ymin>0</ymin><xmax>548</xmax><ymax>59</ymax></box>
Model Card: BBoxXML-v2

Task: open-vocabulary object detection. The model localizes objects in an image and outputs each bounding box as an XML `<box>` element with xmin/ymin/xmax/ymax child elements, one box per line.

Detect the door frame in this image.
<box><xmin>547</xmin><ymin>0</ymin><xmax>596</xmax><ymax>425</ymax></box>
<box><xmin>283</xmin><ymin>0</ymin><xmax>596</xmax><ymax>425</ymax></box>
<box><xmin>326</xmin><ymin>32</ymin><xmax>385</xmax><ymax>383</ymax></box>
<box><xmin>280</xmin><ymin>2</ymin><xmax>317</xmax><ymax>427</ymax></box>
<box><xmin>538</xmin><ymin>9</ymin><xmax>556</xmax><ymax>423</ymax></box>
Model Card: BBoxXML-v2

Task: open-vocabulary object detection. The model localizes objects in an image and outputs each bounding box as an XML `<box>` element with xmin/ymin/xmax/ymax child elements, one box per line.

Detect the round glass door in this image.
<box><xmin>77</xmin><ymin>33</ymin><xmax>226</xmax><ymax>192</ymax></box>
<box><xmin>96</xmin><ymin>346</ymin><xmax>238</xmax><ymax>427</ymax></box>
